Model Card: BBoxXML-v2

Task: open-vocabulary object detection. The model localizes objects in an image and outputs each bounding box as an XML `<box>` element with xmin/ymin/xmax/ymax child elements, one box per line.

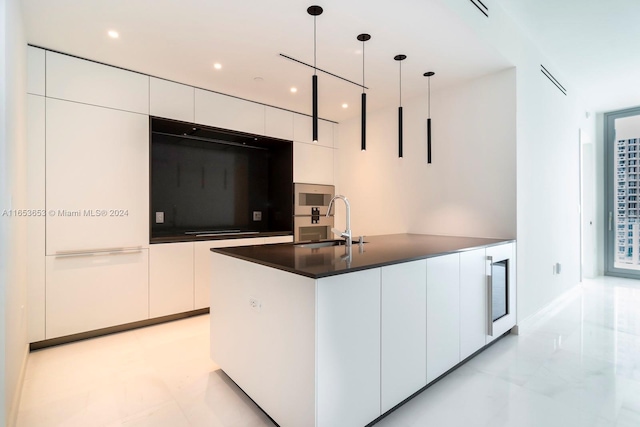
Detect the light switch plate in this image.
<box><xmin>155</xmin><ymin>211</ymin><xmax>164</xmax><ymax>224</ymax></box>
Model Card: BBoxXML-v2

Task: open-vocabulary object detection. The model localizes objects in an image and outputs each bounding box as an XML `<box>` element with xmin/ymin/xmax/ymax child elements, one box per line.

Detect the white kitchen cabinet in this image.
<box><xmin>317</xmin><ymin>268</ymin><xmax>381</xmax><ymax>427</ymax></box>
<box><xmin>265</xmin><ymin>106</ymin><xmax>293</xmax><ymax>140</ymax></box>
<box><xmin>460</xmin><ymin>248</ymin><xmax>487</xmax><ymax>360</ymax></box>
<box><xmin>194</xmin><ymin>237</ymin><xmax>270</xmax><ymax>309</ymax></box>
<box><xmin>150</xmin><ymin>242</ymin><xmax>194</xmax><ymax>317</ymax></box>
<box><xmin>45</xmin><ymin>250</ymin><xmax>149</xmax><ymax>339</ymax></box>
<box><xmin>293</xmin><ymin>141</ymin><xmax>334</xmax><ymax>185</ymax></box>
<box><xmin>381</xmin><ymin>260</ymin><xmax>427</xmax><ymax>413</ymax></box>
<box><xmin>293</xmin><ymin>114</ymin><xmax>334</xmax><ymax>148</ymax></box>
<box><xmin>195</xmin><ymin>89</ymin><xmax>265</xmax><ymax>135</ymax></box>
<box><xmin>45</xmin><ymin>98</ymin><xmax>149</xmax><ymax>255</ymax></box>
<box><xmin>46</xmin><ymin>51</ymin><xmax>149</xmax><ymax>114</ymax></box>
<box><xmin>426</xmin><ymin>253</ymin><xmax>461</xmax><ymax>383</ymax></box>
<box><xmin>150</xmin><ymin>77</ymin><xmax>195</xmax><ymax>123</ymax></box>
<box><xmin>27</xmin><ymin>94</ymin><xmax>46</xmax><ymax>342</ymax></box>
<box><xmin>27</xmin><ymin>46</ymin><xmax>45</xmax><ymax>96</ymax></box>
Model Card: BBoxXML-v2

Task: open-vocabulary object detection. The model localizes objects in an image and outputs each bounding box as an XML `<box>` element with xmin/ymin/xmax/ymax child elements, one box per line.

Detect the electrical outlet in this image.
<box><xmin>253</xmin><ymin>211</ymin><xmax>262</xmax><ymax>221</ymax></box>
<box><xmin>249</xmin><ymin>297</ymin><xmax>261</xmax><ymax>312</ymax></box>
<box><xmin>155</xmin><ymin>211</ymin><xmax>164</xmax><ymax>224</ymax></box>
<box><xmin>556</xmin><ymin>262</ymin><xmax>562</xmax><ymax>274</ymax></box>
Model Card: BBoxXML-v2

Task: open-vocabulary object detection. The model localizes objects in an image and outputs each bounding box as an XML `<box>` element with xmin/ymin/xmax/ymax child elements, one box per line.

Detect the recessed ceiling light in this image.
<box><xmin>342</xmin><ymin>103</ymin><xmax>348</xmax><ymax>109</ymax></box>
<box><xmin>290</xmin><ymin>87</ymin><xmax>298</xmax><ymax>93</ymax></box>
<box><xmin>213</xmin><ymin>63</ymin><xmax>222</xmax><ymax>70</ymax></box>
<box><xmin>108</xmin><ymin>30</ymin><xmax>119</xmax><ymax>39</ymax></box>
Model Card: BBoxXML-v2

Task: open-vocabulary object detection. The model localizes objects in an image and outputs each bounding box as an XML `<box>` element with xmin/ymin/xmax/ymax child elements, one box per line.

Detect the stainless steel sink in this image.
<box><xmin>294</xmin><ymin>240</ymin><xmax>366</xmax><ymax>249</ymax></box>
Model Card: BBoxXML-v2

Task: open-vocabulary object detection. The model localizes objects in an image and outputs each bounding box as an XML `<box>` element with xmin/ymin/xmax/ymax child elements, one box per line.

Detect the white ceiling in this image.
<box><xmin>21</xmin><ymin>0</ymin><xmax>513</xmax><ymax>122</ymax></box>
<box><xmin>497</xmin><ymin>0</ymin><xmax>640</xmax><ymax>113</ymax></box>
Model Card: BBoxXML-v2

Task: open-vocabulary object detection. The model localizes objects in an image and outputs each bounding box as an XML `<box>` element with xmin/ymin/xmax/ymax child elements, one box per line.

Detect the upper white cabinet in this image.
<box><xmin>426</xmin><ymin>253</ymin><xmax>461</xmax><ymax>383</ymax></box>
<box><xmin>46</xmin><ymin>51</ymin><xmax>149</xmax><ymax>114</ymax></box>
<box><xmin>45</xmin><ymin>249</ymin><xmax>149</xmax><ymax>339</ymax></box>
<box><xmin>293</xmin><ymin>114</ymin><xmax>334</xmax><ymax>148</ymax></box>
<box><xmin>150</xmin><ymin>77</ymin><xmax>195</xmax><ymax>123</ymax></box>
<box><xmin>150</xmin><ymin>242</ymin><xmax>194</xmax><ymax>317</ymax></box>
<box><xmin>195</xmin><ymin>89</ymin><xmax>265</xmax><ymax>135</ymax></box>
<box><xmin>27</xmin><ymin>46</ymin><xmax>45</xmax><ymax>96</ymax></box>
<box><xmin>317</xmin><ymin>268</ymin><xmax>381</xmax><ymax>427</ymax></box>
<box><xmin>45</xmin><ymin>98</ymin><xmax>149</xmax><ymax>255</ymax></box>
<box><xmin>460</xmin><ymin>248</ymin><xmax>487</xmax><ymax>360</ymax></box>
<box><xmin>294</xmin><ymin>142</ymin><xmax>334</xmax><ymax>185</ymax></box>
<box><xmin>381</xmin><ymin>260</ymin><xmax>427</xmax><ymax>413</ymax></box>
<box><xmin>265</xmin><ymin>106</ymin><xmax>293</xmax><ymax>141</ymax></box>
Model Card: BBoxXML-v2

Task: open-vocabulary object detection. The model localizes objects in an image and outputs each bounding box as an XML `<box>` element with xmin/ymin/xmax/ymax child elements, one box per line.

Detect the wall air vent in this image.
<box><xmin>540</xmin><ymin>64</ymin><xmax>567</xmax><ymax>96</ymax></box>
<box><xmin>469</xmin><ymin>0</ymin><xmax>488</xmax><ymax>17</ymax></box>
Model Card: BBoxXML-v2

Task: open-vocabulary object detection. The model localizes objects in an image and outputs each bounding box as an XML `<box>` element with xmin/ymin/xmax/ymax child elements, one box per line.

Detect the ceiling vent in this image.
<box><xmin>540</xmin><ymin>64</ymin><xmax>567</xmax><ymax>96</ymax></box>
<box><xmin>469</xmin><ymin>0</ymin><xmax>488</xmax><ymax>17</ymax></box>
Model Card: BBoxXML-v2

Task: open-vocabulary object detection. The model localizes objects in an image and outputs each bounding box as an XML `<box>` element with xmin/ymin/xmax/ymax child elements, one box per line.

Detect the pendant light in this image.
<box><xmin>357</xmin><ymin>34</ymin><xmax>371</xmax><ymax>151</ymax></box>
<box><xmin>307</xmin><ymin>5</ymin><xmax>323</xmax><ymax>143</ymax></box>
<box><xmin>424</xmin><ymin>71</ymin><xmax>435</xmax><ymax>163</ymax></box>
<box><xmin>394</xmin><ymin>54</ymin><xmax>407</xmax><ymax>158</ymax></box>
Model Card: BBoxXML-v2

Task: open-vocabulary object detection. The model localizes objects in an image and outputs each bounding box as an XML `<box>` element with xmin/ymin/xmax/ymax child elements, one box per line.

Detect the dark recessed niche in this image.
<box><xmin>150</xmin><ymin>117</ymin><xmax>293</xmax><ymax>240</ymax></box>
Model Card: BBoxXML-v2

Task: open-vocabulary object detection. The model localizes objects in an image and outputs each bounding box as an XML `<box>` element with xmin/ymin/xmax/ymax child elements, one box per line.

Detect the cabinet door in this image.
<box><xmin>45</xmin><ymin>99</ymin><xmax>149</xmax><ymax>255</ymax></box>
<box><xmin>195</xmin><ymin>89</ymin><xmax>265</xmax><ymax>135</ymax></box>
<box><xmin>27</xmin><ymin>94</ymin><xmax>46</xmax><ymax>342</ymax></box>
<box><xmin>426</xmin><ymin>253</ymin><xmax>460</xmax><ymax>383</ymax></box>
<box><xmin>194</xmin><ymin>238</ymin><xmax>266</xmax><ymax>309</ymax></box>
<box><xmin>381</xmin><ymin>260</ymin><xmax>427</xmax><ymax>413</ymax></box>
<box><xmin>265</xmin><ymin>106</ymin><xmax>293</xmax><ymax>140</ymax></box>
<box><xmin>46</xmin><ymin>51</ymin><xmax>149</xmax><ymax>114</ymax></box>
<box><xmin>27</xmin><ymin>46</ymin><xmax>45</xmax><ymax>96</ymax></box>
<box><xmin>45</xmin><ymin>250</ymin><xmax>149</xmax><ymax>339</ymax></box>
<box><xmin>293</xmin><ymin>114</ymin><xmax>334</xmax><ymax>148</ymax></box>
<box><xmin>293</xmin><ymin>142</ymin><xmax>334</xmax><ymax>185</ymax></box>
<box><xmin>460</xmin><ymin>248</ymin><xmax>487</xmax><ymax>360</ymax></box>
<box><xmin>150</xmin><ymin>242</ymin><xmax>194</xmax><ymax>318</ymax></box>
<box><xmin>317</xmin><ymin>268</ymin><xmax>381</xmax><ymax>427</ymax></box>
<box><xmin>150</xmin><ymin>77</ymin><xmax>195</xmax><ymax>123</ymax></box>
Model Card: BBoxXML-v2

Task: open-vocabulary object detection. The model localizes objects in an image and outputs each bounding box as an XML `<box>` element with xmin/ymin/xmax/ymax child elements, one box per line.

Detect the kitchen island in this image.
<box><xmin>210</xmin><ymin>234</ymin><xmax>516</xmax><ymax>427</ymax></box>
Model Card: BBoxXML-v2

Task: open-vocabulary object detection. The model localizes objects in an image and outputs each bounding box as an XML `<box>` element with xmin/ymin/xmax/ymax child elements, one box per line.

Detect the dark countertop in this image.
<box><xmin>210</xmin><ymin>233</ymin><xmax>514</xmax><ymax>279</ymax></box>
<box><xmin>151</xmin><ymin>230</ymin><xmax>292</xmax><ymax>244</ymax></box>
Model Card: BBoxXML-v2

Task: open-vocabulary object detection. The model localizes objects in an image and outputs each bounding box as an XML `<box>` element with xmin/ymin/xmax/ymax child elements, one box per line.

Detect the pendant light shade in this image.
<box><xmin>395</xmin><ymin>54</ymin><xmax>407</xmax><ymax>158</ymax></box>
<box><xmin>357</xmin><ymin>33</ymin><xmax>371</xmax><ymax>151</ymax></box>
<box><xmin>308</xmin><ymin>5</ymin><xmax>323</xmax><ymax>143</ymax></box>
<box><xmin>424</xmin><ymin>71</ymin><xmax>435</xmax><ymax>163</ymax></box>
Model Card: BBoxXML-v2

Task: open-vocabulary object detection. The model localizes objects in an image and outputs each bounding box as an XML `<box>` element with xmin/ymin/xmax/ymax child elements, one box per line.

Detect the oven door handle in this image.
<box><xmin>487</xmin><ymin>255</ymin><xmax>494</xmax><ymax>337</ymax></box>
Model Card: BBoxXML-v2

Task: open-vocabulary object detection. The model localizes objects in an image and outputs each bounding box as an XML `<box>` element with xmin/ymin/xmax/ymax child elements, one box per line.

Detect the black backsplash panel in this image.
<box><xmin>150</xmin><ymin>117</ymin><xmax>293</xmax><ymax>238</ymax></box>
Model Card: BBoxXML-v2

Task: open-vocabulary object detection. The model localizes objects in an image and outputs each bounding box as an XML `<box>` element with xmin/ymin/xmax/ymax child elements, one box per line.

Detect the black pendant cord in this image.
<box><xmin>424</xmin><ymin>71</ymin><xmax>435</xmax><ymax>164</ymax></box>
<box><xmin>395</xmin><ymin>54</ymin><xmax>406</xmax><ymax>158</ymax></box>
<box><xmin>358</xmin><ymin>33</ymin><xmax>371</xmax><ymax>152</ymax></box>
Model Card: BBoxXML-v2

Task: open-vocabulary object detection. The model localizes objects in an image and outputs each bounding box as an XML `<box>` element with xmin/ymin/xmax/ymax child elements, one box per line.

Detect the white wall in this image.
<box><xmin>0</xmin><ymin>0</ymin><xmax>29</xmax><ymax>424</ymax></box>
<box><xmin>335</xmin><ymin>68</ymin><xmax>517</xmax><ymax>240</ymax></box>
<box><xmin>433</xmin><ymin>0</ymin><xmax>596</xmax><ymax>322</ymax></box>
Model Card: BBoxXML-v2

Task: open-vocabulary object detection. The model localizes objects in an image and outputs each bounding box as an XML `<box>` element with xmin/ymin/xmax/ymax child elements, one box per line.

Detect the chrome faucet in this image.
<box><xmin>327</xmin><ymin>195</ymin><xmax>352</xmax><ymax>246</ymax></box>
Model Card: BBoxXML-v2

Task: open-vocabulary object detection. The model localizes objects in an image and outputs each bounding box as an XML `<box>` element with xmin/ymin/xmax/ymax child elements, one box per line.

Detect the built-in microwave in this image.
<box><xmin>486</xmin><ymin>242</ymin><xmax>516</xmax><ymax>343</ymax></box>
<box><xmin>294</xmin><ymin>183</ymin><xmax>335</xmax><ymax>216</ymax></box>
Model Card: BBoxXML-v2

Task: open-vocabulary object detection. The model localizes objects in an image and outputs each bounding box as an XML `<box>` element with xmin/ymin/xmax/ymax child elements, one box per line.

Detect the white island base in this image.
<box><xmin>210</xmin><ymin>241</ymin><xmax>515</xmax><ymax>427</ymax></box>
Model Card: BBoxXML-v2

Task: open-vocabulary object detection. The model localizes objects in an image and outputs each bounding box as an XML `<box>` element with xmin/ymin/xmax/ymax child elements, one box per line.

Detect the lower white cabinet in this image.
<box><xmin>45</xmin><ymin>250</ymin><xmax>149</xmax><ymax>339</ymax></box>
<box><xmin>460</xmin><ymin>248</ymin><xmax>487</xmax><ymax>359</ymax></box>
<box><xmin>381</xmin><ymin>260</ymin><xmax>427</xmax><ymax>412</ymax></box>
<box><xmin>426</xmin><ymin>253</ymin><xmax>461</xmax><ymax>383</ymax></box>
<box><xmin>317</xmin><ymin>269</ymin><xmax>381</xmax><ymax>427</ymax></box>
<box><xmin>150</xmin><ymin>242</ymin><xmax>195</xmax><ymax>317</ymax></box>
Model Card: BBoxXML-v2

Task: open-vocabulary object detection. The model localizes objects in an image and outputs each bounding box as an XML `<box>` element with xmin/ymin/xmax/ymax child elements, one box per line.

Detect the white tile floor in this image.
<box><xmin>17</xmin><ymin>276</ymin><xmax>640</xmax><ymax>427</ymax></box>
